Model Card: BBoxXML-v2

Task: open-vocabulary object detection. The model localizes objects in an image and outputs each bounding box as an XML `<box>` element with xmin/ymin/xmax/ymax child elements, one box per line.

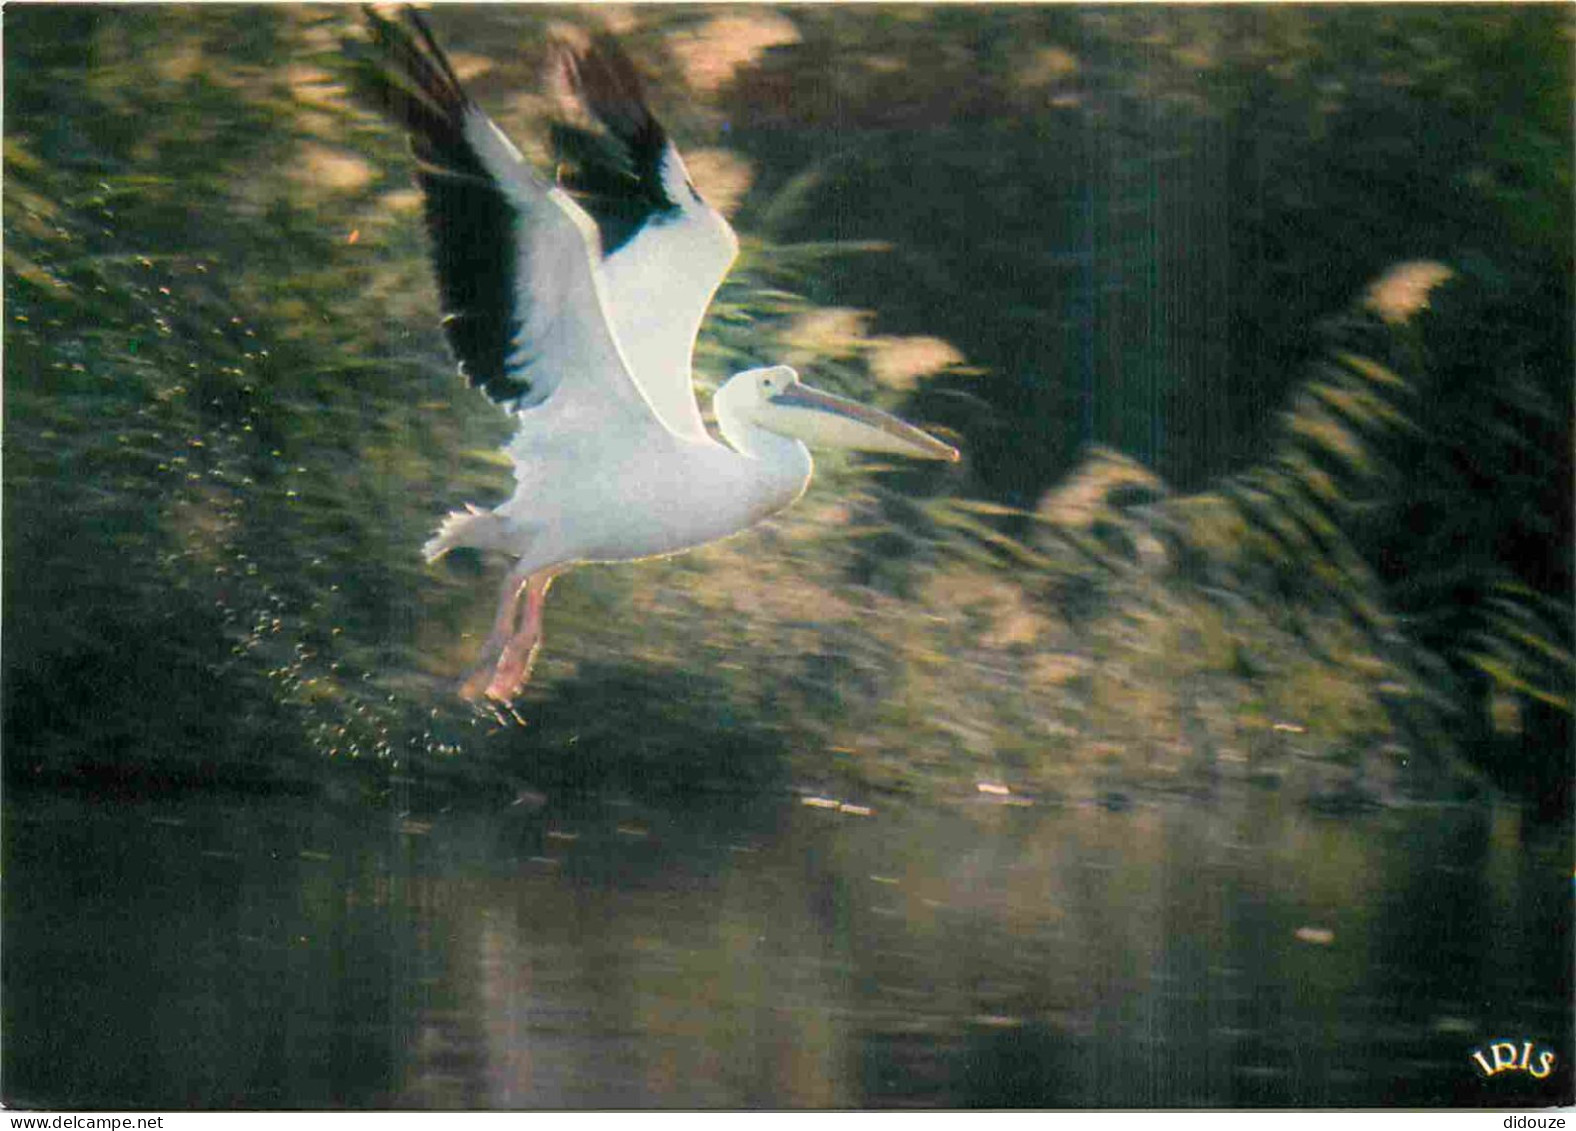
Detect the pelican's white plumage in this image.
<box><xmin>360</xmin><ymin>7</ymin><xmax>957</xmax><ymax>701</ymax></box>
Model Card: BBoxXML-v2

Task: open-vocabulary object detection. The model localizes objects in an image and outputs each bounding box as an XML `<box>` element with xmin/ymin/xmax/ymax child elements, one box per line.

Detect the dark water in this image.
<box><xmin>5</xmin><ymin>787</ymin><xmax>1569</xmax><ymax>1109</ymax></box>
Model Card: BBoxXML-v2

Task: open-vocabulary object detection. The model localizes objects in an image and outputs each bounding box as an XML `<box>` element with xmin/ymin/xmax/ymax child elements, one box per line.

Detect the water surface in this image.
<box><xmin>6</xmin><ymin>787</ymin><xmax>1569</xmax><ymax>1108</ymax></box>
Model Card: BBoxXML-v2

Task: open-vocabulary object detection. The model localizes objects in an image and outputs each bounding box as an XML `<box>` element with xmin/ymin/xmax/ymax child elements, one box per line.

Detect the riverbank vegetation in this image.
<box><xmin>5</xmin><ymin>6</ymin><xmax>1569</xmax><ymax>817</ymax></box>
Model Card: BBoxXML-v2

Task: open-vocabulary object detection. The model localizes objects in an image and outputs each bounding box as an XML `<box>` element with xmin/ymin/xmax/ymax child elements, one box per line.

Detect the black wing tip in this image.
<box><xmin>356</xmin><ymin>6</ymin><xmax>534</xmax><ymax>407</ymax></box>
<box><xmin>355</xmin><ymin>3</ymin><xmax>502</xmax><ymax>191</ymax></box>
<box><xmin>558</xmin><ymin>29</ymin><xmax>667</xmax><ymax>157</ymax></box>
<box><xmin>547</xmin><ymin>24</ymin><xmax>679</xmax><ymax>254</ymax></box>
<box><xmin>393</xmin><ymin>5</ymin><xmax>468</xmax><ymax>94</ymax></box>
<box><xmin>362</xmin><ymin>4</ymin><xmax>439</xmax><ymax>52</ymax></box>
<box><xmin>357</xmin><ymin>4</ymin><xmax>471</xmax><ymax>122</ymax></box>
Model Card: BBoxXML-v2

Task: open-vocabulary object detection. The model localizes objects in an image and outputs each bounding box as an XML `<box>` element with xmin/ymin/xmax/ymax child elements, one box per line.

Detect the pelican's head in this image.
<box><xmin>715</xmin><ymin>365</ymin><xmax>959</xmax><ymax>462</ymax></box>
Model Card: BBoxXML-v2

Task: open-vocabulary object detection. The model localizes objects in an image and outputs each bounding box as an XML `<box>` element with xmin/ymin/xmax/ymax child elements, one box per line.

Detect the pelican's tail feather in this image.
<box><xmin>424</xmin><ymin>504</ymin><xmax>517</xmax><ymax>563</ymax></box>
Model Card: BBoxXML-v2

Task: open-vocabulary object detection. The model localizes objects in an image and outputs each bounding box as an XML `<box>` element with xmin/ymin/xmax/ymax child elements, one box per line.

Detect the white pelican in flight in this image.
<box><xmin>360</xmin><ymin>7</ymin><xmax>958</xmax><ymax>703</ymax></box>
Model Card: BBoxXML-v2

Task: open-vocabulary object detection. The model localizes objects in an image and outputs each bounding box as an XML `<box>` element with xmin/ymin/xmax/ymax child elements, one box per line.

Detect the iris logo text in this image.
<box><xmin>1471</xmin><ymin>1040</ymin><xmax>1557</xmax><ymax>1079</ymax></box>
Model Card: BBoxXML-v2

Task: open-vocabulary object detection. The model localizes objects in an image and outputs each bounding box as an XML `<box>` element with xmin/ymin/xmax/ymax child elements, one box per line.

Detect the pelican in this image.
<box><xmin>359</xmin><ymin>7</ymin><xmax>958</xmax><ymax>702</ymax></box>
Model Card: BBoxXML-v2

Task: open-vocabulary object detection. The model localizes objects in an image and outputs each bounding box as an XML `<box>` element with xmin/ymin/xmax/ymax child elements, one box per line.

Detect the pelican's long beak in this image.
<box><xmin>764</xmin><ymin>382</ymin><xmax>960</xmax><ymax>462</ymax></box>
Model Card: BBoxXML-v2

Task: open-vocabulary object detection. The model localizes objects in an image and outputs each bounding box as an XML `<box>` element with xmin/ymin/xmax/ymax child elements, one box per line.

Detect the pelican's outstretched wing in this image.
<box><xmin>551</xmin><ymin>34</ymin><xmax>739</xmax><ymax>443</ymax></box>
<box><xmin>358</xmin><ymin>6</ymin><xmax>658</xmax><ymax>440</ymax></box>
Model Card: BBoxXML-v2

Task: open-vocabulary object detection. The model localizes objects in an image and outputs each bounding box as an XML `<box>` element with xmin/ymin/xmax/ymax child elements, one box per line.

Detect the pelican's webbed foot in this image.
<box><xmin>459</xmin><ymin>568</ymin><xmax>558</xmax><ymax>703</ymax></box>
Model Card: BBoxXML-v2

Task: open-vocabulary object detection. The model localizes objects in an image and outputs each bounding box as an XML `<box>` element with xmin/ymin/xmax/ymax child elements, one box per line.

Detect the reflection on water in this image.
<box><xmin>4</xmin><ymin>788</ymin><xmax>1569</xmax><ymax>1109</ymax></box>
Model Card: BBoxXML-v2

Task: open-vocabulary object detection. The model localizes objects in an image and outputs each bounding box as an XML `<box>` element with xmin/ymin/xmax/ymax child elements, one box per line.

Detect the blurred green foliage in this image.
<box><xmin>3</xmin><ymin>5</ymin><xmax>1568</xmax><ymax>814</ymax></box>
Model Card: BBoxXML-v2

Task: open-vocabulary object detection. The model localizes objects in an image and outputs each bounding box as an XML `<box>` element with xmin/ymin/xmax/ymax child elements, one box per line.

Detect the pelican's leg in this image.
<box><xmin>485</xmin><ymin>570</ymin><xmax>557</xmax><ymax>701</ymax></box>
<box><xmin>458</xmin><ymin>569</ymin><xmax>525</xmax><ymax>702</ymax></box>
<box><xmin>459</xmin><ymin>567</ymin><xmax>558</xmax><ymax>703</ymax></box>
